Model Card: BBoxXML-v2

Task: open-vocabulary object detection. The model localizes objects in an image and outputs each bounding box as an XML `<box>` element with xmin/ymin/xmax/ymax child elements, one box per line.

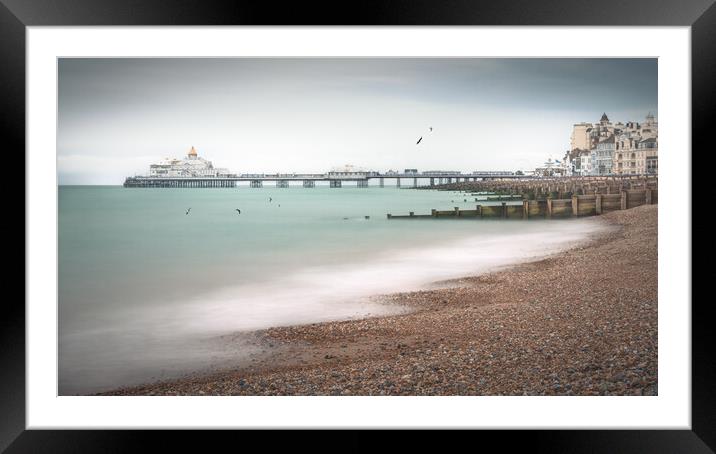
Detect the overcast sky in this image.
<box><xmin>58</xmin><ymin>58</ymin><xmax>657</xmax><ymax>184</ymax></box>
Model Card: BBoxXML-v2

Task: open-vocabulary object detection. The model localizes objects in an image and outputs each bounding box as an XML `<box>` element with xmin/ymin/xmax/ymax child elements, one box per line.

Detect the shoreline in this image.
<box><xmin>100</xmin><ymin>205</ymin><xmax>657</xmax><ymax>396</ymax></box>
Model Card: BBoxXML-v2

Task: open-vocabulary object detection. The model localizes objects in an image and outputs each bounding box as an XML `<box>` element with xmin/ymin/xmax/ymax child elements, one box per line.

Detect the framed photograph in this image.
<box><xmin>5</xmin><ymin>0</ymin><xmax>710</xmax><ymax>451</ymax></box>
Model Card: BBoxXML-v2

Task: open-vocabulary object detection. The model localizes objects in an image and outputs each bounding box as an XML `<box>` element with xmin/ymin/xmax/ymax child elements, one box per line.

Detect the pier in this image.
<box><xmin>123</xmin><ymin>171</ymin><xmax>526</xmax><ymax>188</ymax></box>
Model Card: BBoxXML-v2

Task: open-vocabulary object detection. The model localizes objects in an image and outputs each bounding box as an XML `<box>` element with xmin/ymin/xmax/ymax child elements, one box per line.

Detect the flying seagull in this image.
<box><xmin>429</xmin><ymin>127</ymin><xmax>433</xmax><ymax>132</ymax></box>
<box><xmin>269</xmin><ymin>197</ymin><xmax>272</xmax><ymax>202</ymax></box>
<box><xmin>416</xmin><ymin>136</ymin><xmax>423</xmax><ymax>145</ymax></box>
<box><xmin>185</xmin><ymin>208</ymin><xmax>191</xmax><ymax>215</ymax></box>
<box><xmin>235</xmin><ymin>209</ymin><xmax>241</xmax><ymax>214</ymax></box>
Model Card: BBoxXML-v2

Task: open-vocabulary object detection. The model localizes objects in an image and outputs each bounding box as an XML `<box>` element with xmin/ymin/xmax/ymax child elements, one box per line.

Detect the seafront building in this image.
<box><xmin>592</xmin><ymin>135</ymin><xmax>616</xmax><ymax>176</ymax></box>
<box><xmin>562</xmin><ymin>113</ymin><xmax>658</xmax><ymax>176</ymax></box>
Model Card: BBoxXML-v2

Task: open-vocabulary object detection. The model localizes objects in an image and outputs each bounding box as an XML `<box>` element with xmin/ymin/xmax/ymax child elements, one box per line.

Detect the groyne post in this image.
<box><xmin>571</xmin><ymin>195</ymin><xmax>579</xmax><ymax>217</ymax></box>
<box><xmin>596</xmin><ymin>194</ymin><xmax>603</xmax><ymax>214</ymax></box>
<box><xmin>621</xmin><ymin>190</ymin><xmax>628</xmax><ymax>210</ymax></box>
<box><xmin>502</xmin><ymin>202</ymin><xmax>507</xmax><ymax>219</ymax></box>
<box><xmin>645</xmin><ymin>188</ymin><xmax>652</xmax><ymax>205</ymax></box>
<box><xmin>546</xmin><ymin>198</ymin><xmax>553</xmax><ymax>219</ymax></box>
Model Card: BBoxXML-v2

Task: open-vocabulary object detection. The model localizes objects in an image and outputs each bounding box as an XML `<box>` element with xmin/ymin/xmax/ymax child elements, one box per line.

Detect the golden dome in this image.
<box><xmin>188</xmin><ymin>146</ymin><xmax>197</xmax><ymax>157</ymax></box>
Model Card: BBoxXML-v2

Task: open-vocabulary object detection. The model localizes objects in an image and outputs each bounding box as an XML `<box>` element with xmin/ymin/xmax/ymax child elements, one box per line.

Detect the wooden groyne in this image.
<box><xmin>420</xmin><ymin>175</ymin><xmax>658</xmax><ymax>200</ymax></box>
<box><xmin>388</xmin><ymin>187</ymin><xmax>657</xmax><ymax>220</ymax></box>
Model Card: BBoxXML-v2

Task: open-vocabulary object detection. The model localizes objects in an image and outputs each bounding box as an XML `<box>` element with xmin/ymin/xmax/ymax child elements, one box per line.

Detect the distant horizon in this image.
<box><xmin>58</xmin><ymin>58</ymin><xmax>657</xmax><ymax>185</ymax></box>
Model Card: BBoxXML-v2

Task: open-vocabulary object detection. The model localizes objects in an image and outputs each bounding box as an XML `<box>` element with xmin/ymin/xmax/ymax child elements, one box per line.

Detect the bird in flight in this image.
<box><xmin>269</xmin><ymin>197</ymin><xmax>272</xmax><ymax>202</ymax></box>
<box><xmin>185</xmin><ymin>208</ymin><xmax>191</xmax><ymax>215</ymax></box>
<box><xmin>429</xmin><ymin>127</ymin><xmax>433</xmax><ymax>132</ymax></box>
<box><xmin>416</xmin><ymin>136</ymin><xmax>423</xmax><ymax>145</ymax></box>
<box><xmin>235</xmin><ymin>209</ymin><xmax>241</xmax><ymax>214</ymax></box>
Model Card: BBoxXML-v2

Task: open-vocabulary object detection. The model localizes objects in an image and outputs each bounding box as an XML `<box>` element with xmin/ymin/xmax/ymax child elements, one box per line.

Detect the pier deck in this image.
<box><xmin>123</xmin><ymin>171</ymin><xmax>532</xmax><ymax>188</ymax></box>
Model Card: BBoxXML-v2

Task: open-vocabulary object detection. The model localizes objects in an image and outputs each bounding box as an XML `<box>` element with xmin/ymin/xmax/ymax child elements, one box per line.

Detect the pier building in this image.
<box><xmin>149</xmin><ymin>146</ymin><xmax>230</xmax><ymax>178</ymax></box>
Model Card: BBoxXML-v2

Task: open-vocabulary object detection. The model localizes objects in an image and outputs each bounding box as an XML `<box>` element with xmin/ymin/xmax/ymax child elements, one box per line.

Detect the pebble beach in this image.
<box><xmin>102</xmin><ymin>204</ymin><xmax>658</xmax><ymax>396</ymax></box>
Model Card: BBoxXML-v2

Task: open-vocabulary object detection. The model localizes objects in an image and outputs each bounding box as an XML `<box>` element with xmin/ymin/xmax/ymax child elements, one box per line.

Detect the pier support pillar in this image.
<box><xmin>250</xmin><ymin>180</ymin><xmax>263</xmax><ymax>188</ymax></box>
<box><xmin>357</xmin><ymin>180</ymin><xmax>369</xmax><ymax>188</ymax></box>
<box><xmin>413</xmin><ymin>177</ymin><xmax>418</xmax><ymax>188</ymax></box>
<box><xmin>429</xmin><ymin>177</ymin><xmax>435</xmax><ymax>186</ymax></box>
<box><xmin>303</xmin><ymin>180</ymin><xmax>315</xmax><ymax>188</ymax></box>
<box><xmin>379</xmin><ymin>177</ymin><xmax>384</xmax><ymax>188</ymax></box>
<box><xmin>330</xmin><ymin>180</ymin><xmax>342</xmax><ymax>188</ymax></box>
<box><xmin>396</xmin><ymin>178</ymin><xmax>401</xmax><ymax>188</ymax></box>
<box><xmin>277</xmin><ymin>180</ymin><xmax>289</xmax><ymax>188</ymax></box>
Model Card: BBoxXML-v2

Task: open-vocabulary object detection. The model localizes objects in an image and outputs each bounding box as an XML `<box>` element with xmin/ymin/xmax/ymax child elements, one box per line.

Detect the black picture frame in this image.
<box><xmin>3</xmin><ymin>0</ymin><xmax>710</xmax><ymax>451</ymax></box>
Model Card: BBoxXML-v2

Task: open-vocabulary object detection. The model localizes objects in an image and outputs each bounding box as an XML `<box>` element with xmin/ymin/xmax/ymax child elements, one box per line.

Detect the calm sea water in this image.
<box><xmin>59</xmin><ymin>185</ymin><xmax>603</xmax><ymax>394</ymax></box>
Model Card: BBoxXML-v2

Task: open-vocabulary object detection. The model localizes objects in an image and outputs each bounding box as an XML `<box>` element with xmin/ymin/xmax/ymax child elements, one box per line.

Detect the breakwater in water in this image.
<box><xmin>421</xmin><ymin>175</ymin><xmax>657</xmax><ymax>198</ymax></box>
<box><xmin>393</xmin><ymin>177</ymin><xmax>657</xmax><ymax>219</ymax></box>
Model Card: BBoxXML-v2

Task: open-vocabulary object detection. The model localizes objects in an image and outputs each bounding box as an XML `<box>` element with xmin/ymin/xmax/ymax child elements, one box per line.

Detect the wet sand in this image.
<box><xmin>102</xmin><ymin>204</ymin><xmax>657</xmax><ymax>396</ymax></box>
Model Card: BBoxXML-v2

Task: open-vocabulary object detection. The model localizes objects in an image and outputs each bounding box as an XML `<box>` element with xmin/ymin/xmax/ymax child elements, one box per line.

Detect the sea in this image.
<box><xmin>58</xmin><ymin>185</ymin><xmax>603</xmax><ymax>394</ymax></box>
